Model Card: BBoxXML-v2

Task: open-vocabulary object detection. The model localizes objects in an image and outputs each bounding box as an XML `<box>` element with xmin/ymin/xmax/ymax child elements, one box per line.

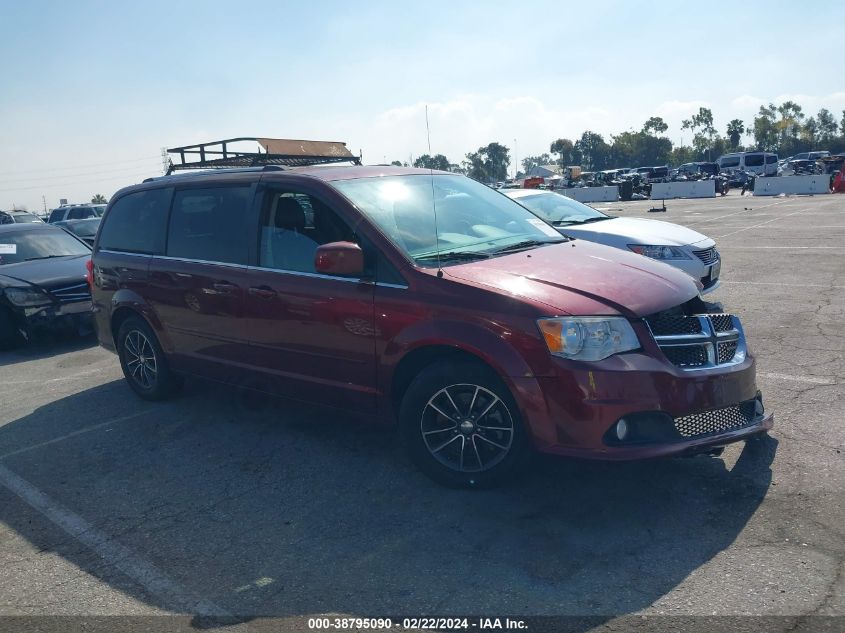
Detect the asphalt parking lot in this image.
<box><xmin>0</xmin><ymin>192</ymin><xmax>843</xmax><ymax>630</ymax></box>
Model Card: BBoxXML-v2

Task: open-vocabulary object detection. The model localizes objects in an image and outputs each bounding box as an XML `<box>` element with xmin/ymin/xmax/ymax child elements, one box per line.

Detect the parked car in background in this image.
<box><xmin>0</xmin><ymin>211</ymin><xmax>43</xmax><ymax>224</ymax></box>
<box><xmin>777</xmin><ymin>159</ymin><xmax>820</xmax><ymax>177</ymax></box>
<box><xmin>54</xmin><ymin>218</ymin><xmax>101</xmax><ymax>247</ymax></box>
<box><xmin>717</xmin><ymin>151</ymin><xmax>778</xmax><ymax>176</ymax></box>
<box><xmin>90</xmin><ymin>166</ymin><xmax>771</xmax><ymax>487</ymax></box>
<box><xmin>0</xmin><ymin>223</ymin><xmax>92</xmax><ymax>348</ymax></box>
<box><xmin>504</xmin><ymin>189</ymin><xmax>722</xmax><ymax>293</ymax></box>
<box><xmin>47</xmin><ymin>204</ymin><xmax>106</xmax><ymax>223</ymax></box>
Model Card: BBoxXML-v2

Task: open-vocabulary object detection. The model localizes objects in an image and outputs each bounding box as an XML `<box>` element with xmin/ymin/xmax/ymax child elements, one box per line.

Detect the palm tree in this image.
<box><xmin>91</xmin><ymin>194</ymin><xmax>107</xmax><ymax>204</ymax></box>
<box><xmin>726</xmin><ymin>120</ymin><xmax>745</xmax><ymax>150</ymax></box>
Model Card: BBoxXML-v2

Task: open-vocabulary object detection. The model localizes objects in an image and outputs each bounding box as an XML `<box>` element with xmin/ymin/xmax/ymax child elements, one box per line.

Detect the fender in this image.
<box><xmin>108</xmin><ymin>288</ymin><xmax>175</xmax><ymax>353</ymax></box>
<box><xmin>378</xmin><ymin>318</ymin><xmax>555</xmax><ymax>444</ymax></box>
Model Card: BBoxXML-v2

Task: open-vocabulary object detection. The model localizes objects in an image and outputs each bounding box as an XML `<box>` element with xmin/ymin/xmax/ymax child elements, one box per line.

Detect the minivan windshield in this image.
<box><xmin>333</xmin><ymin>174</ymin><xmax>565</xmax><ymax>266</ymax></box>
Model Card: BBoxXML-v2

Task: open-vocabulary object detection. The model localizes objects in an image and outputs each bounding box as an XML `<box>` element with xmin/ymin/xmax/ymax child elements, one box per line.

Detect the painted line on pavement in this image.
<box><xmin>0</xmin><ymin>410</ymin><xmax>153</xmax><ymax>461</ymax></box>
<box><xmin>0</xmin><ymin>463</ymin><xmax>231</xmax><ymax>617</ymax></box>
<box><xmin>759</xmin><ymin>373</ymin><xmax>836</xmax><ymax>385</ymax></box>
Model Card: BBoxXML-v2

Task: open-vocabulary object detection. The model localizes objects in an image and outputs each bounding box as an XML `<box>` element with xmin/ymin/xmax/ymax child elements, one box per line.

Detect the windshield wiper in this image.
<box><xmin>490</xmin><ymin>239</ymin><xmax>563</xmax><ymax>254</ymax></box>
<box><xmin>553</xmin><ymin>216</ymin><xmax>612</xmax><ymax>226</ymax></box>
<box><xmin>23</xmin><ymin>255</ymin><xmax>74</xmax><ymax>261</ymax></box>
<box><xmin>416</xmin><ymin>250</ymin><xmax>491</xmax><ymax>264</ymax></box>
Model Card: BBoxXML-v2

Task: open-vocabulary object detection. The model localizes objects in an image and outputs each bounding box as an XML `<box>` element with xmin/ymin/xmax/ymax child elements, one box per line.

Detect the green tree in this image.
<box><xmin>816</xmin><ymin>109</ymin><xmax>838</xmax><ymax>145</ymax></box>
<box><xmin>642</xmin><ymin>117</ymin><xmax>668</xmax><ymax>135</ymax></box>
<box><xmin>682</xmin><ymin>107</ymin><xmax>717</xmax><ymax>160</ymax></box>
<box><xmin>801</xmin><ymin>117</ymin><xmax>818</xmax><ymax>146</ymax></box>
<box><xmin>521</xmin><ymin>153</ymin><xmax>552</xmax><ymax>175</ymax></box>
<box><xmin>549</xmin><ymin>138</ymin><xmax>574</xmax><ymax>167</ymax></box>
<box><xmin>465</xmin><ymin>142</ymin><xmax>511</xmax><ymax>182</ymax></box>
<box><xmin>726</xmin><ymin>119</ymin><xmax>745</xmax><ymax>149</ymax></box>
<box><xmin>389</xmin><ymin>160</ymin><xmax>404</xmax><ymax>167</ymax></box>
<box><xmin>91</xmin><ymin>194</ymin><xmax>107</xmax><ymax>204</ymax></box>
<box><xmin>752</xmin><ymin>104</ymin><xmax>779</xmax><ymax>151</ymax></box>
<box><xmin>574</xmin><ymin>131</ymin><xmax>611</xmax><ymax>170</ymax></box>
<box><xmin>413</xmin><ymin>154</ymin><xmax>451</xmax><ymax>170</ymax></box>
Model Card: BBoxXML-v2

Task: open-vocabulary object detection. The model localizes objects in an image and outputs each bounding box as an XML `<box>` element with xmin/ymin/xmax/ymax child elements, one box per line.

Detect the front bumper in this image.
<box><xmin>10</xmin><ymin>299</ymin><xmax>93</xmax><ymax>336</ymax></box>
<box><xmin>516</xmin><ymin>347</ymin><xmax>772</xmax><ymax>460</ymax></box>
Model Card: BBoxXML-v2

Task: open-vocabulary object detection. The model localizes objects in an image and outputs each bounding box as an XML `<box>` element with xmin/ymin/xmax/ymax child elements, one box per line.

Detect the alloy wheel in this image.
<box><xmin>420</xmin><ymin>383</ymin><xmax>514</xmax><ymax>473</ymax></box>
<box><xmin>124</xmin><ymin>330</ymin><xmax>158</xmax><ymax>390</ymax></box>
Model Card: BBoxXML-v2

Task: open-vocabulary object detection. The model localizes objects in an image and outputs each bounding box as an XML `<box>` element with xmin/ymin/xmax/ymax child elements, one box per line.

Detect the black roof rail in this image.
<box><xmin>164</xmin><ymin>137</ymin><xmax>361</xmax><ymax>174</ymax></box>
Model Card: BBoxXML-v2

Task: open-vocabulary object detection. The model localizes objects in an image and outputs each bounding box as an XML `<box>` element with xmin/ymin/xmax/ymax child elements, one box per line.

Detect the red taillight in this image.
<box><xmin>86</xmin><ymin>258</ymin><xmax>94</xmax><ymax>288</ymax></box>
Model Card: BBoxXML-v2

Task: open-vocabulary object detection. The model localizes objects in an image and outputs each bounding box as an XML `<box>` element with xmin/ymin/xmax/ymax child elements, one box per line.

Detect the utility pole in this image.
<box><xmin>160</xmin><ymin>147</ymin><xmax>168</xmax><ymax>174</ymax></box>
<box><xmin>513</xmin><ymin>138</ymin><xmax>518</xmax><ymax>180</ymax></box>
<box><xmin>42</xmin><ymin>196</ymin><xmax>47</xmax><ymax>215</ymax></box>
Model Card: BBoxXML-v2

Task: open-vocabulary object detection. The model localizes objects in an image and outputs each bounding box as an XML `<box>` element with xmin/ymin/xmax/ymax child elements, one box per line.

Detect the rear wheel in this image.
<box><xmin>116</xmin><ymin>316</ymin><xmax>182</xmax><ymax>400</ymax></box>
<box><xmin>399</xmin><ymin>360</ymin><xmax>530</xmax><ymax>488</ymax></box>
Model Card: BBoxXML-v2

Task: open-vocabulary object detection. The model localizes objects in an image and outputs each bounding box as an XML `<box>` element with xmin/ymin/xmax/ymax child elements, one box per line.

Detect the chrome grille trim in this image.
<box><xmin>645</xmin><ymin>314</ymin><xmax>746</xmax><ymax>371</ymax></box>
<box><xmin>47</xmin><ymin>282</ymin><xmax>91</xmax><ymax>304</ymax></box>
<box><xmin>693</xmin><ymin>247</ymin><xmax>719</xmax><ymax>265</ymax></box>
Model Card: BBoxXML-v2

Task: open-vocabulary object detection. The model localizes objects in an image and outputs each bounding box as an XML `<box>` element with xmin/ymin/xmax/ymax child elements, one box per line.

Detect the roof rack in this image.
<box><xmin>165</xmin><ymin>137</ymin><xmax>361</xmax><ymax>174</ymax></box>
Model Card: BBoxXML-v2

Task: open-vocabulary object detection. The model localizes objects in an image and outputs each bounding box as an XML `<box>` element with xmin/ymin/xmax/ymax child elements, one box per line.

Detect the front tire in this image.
<box><xmin>399</xmin><ymin>360</ymin><xmax>530</xmax><ymax>488</ymax></box>
<box><xmin>0</xmin><ymin>308</ymin><xmax>25</xmax><ymax>350</ymax></box>
<box><xmin>116</xmin><ymin>316</ymin><xmax>182</xmax><ymax>400</ymax></box>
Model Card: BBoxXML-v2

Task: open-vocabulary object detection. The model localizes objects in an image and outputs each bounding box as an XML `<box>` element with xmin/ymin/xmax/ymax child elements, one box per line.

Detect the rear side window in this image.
<box><xmin>68</xmin><ymin>207</ymin><xmax>95</xmax><ymax>219</ymax></box>
<box><xmin>167</xmin><ymin>186</ymin><xmax>251</xmax><ymax>265</ymax></box>
<box><xmin>766</xmin><ymin>154</ymin><xmax>778</xmax><ymax>164</ymax></box>
<box><xmin>745</xmin><ymin>154</ymin><xmax>764</xmax><ymax>167</ymax></box>
<box><xmin>48</xmin><ymin>209</ymin><xmax>64</xmax><ymax>223</ymax></box>
<box><xmin>99</xmin><ymin>188</ymin><xmax>170</xmax><ymax>254</ymax></box>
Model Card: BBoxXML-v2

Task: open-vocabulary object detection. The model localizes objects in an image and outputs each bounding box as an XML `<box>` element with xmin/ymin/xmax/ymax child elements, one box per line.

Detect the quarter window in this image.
<box><xmin>99</xmin><ymin>188</ymin><xmax>170</xmax><ymax>254</ymax></box>
<box><xmin>167</xmin><ymin>186</ymin><xmax>251</xmax><ymax>265</ymax></box>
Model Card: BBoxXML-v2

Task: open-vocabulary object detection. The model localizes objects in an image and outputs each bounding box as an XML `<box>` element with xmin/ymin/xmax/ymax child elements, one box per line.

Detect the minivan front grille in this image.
<box><xmin>693</xmin><ymin>247</ymin><xmax>719</xmax><ymax>265</ymax></box>
<box><xmin>644</xmin><ymin>312</ymin><xmax>745</xmax><ymax>371</ymax></box>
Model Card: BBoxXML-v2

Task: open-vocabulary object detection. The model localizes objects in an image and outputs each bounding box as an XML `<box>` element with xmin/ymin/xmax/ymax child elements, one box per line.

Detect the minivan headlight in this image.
<box><xmin>4</xmin><ymin>287</ymin><xmax>52</xmax><ymax>307</ymax></box>
<box><xmin>537</xmin><ymin>317</ymin><xmax>640</xmax><ymax>361</ymax></box>
<box><xmin>628</xmin><ymin>244</ymin><xmax>690</xmax><ymax>260</ymax></box>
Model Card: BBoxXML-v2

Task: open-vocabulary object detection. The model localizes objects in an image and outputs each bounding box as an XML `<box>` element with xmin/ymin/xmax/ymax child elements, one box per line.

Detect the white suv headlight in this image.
<box><xmin>4</xmin><ymin>287</ymin><xmax>52</xmax><ymax>307</ymax></box>
<box><xmin>628</xmin><ymin>244</ymin><xmax>690</xmax><ymax>260</ymax></box>
<box><xmin>537</xmin><ymin>317</ymin><xmax>640</xmax><ymax>361</ymax></box>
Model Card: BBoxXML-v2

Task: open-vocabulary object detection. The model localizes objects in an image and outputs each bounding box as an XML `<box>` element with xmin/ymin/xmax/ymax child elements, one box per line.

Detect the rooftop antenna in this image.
<box><xmin>425</xmin><ymin>105</ymin><xmax>443</xmax><ymax>276</ymax></box>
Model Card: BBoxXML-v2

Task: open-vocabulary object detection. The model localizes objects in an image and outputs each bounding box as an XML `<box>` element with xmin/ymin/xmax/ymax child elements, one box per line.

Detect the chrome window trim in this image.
<box><xmin>99</xmin><ymin>250</ymin><xmax>409</xmax><ymax>287</ymax></box>
<box><xmin>249</xmin><ymin>265</ymin><xmax>361</xmax><ymax>283</ymax></box>
<box><xmin>153</xmin><ymin>255</ymin><xmax>249</xmax><ymax>270</ymax></box>
<box><xmin>97</xmin><ymin>249</ymin><xmax>152</xmax><ymax>258</ymax></box>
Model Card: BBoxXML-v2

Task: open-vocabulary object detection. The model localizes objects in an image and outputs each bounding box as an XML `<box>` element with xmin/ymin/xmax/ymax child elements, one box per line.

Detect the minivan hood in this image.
<box><xmin>562</xmin><ymin>217</ymin><xmax>711</xmax><ymax>247</ymax></box>
<box><xmin>443</xmin><ymin>240</ymin><xmax>699</xmax><ymax>317</ymax></box>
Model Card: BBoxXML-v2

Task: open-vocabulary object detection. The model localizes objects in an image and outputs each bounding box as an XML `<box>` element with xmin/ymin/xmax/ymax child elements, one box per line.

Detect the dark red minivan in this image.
<box><xmin>91</xmin><ymin>166</ymin><xmax>773</xmax><ymax>486</ymax></box>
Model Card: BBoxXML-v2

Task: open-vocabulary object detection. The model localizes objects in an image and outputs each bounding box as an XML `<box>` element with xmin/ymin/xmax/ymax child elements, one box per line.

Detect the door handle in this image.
<box><xmin>248</xmin><ymin>285</ymin><xmax>277</xmax><ymax>299</ymax></box>
<box><xmin>212</xmin><ymin>281</ymin><xmax>238</xmax><ymax>293</ymax></box>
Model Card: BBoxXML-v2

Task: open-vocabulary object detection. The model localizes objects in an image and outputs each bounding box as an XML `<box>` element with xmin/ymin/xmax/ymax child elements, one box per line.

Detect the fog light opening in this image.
<box><xmin>615</xmin><ymin>418</ymin><xmax>629</xmax><ymax>442</ymax></box>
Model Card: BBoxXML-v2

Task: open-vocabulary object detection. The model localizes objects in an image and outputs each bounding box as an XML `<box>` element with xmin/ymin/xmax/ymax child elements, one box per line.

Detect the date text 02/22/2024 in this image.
<box><xmin>307</xmin><ymin>617</ymin><xmax>528</xmax><ymax>630</ymax></box>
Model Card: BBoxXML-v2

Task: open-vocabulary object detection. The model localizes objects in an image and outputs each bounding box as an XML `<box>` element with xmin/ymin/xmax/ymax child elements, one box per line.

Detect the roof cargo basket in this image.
<box><xmin>165</xmin><ymin>137</ymin><xmax>361</xmax><ymax>174</ymax></box>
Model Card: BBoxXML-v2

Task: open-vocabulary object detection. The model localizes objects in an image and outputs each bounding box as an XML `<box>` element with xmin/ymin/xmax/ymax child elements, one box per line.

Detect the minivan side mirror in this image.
<box><xmin>315</xmin><ymin>241</ymin><xmax>364</xmax><ymax>277</ymax></box>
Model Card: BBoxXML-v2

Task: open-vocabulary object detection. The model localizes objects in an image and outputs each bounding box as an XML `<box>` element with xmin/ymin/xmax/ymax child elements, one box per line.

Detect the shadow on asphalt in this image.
<box><xmin>0</xmin><ymin>333</ymin><xmax>97</xmax><ymax>365</ymax></box>
<box><xmin>0</xmin><ymin>377</ymin><xmax>777</xmax><ymax>625</ymax></box>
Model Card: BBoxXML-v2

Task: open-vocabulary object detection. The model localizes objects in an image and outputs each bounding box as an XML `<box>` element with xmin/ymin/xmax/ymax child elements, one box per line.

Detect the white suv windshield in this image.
<box><xmin>333</xmin><ymin>174</ymin><xmax>565</xmax><ymax>266</ymax></box>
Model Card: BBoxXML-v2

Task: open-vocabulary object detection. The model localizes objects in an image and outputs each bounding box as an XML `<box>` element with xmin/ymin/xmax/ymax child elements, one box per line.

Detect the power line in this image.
<box><xmin>0</xmin><ymin>170</ymin><xmax>158</xmax><ymax>193</ymax></box>
<box><xmin>0</xmin><ymin>155</ymin><xmax>162</xmax><ymax>176</ymax></box>
<box><xmin>0</xmin><ymin>160</ymin><xmax>163</xmax><ymax>185</ymax></box>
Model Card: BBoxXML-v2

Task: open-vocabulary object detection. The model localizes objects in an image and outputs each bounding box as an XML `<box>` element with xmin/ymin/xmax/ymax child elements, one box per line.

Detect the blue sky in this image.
<box><xmin>1</xmin><ymin>0</ymin><xmax>841</xmax><ymax>210</ymax></box>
